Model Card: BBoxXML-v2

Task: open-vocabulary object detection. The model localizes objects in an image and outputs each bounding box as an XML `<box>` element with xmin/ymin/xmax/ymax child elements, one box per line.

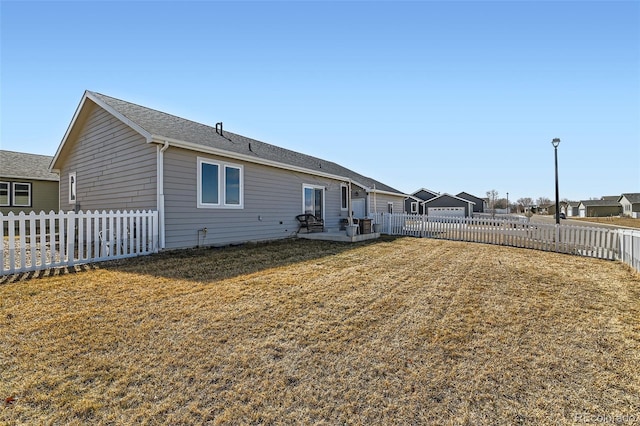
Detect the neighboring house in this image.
<box><xmin>50</xmin><ymin>91</ymin><xmax>407</xmax><ymax>250</ymax></box>
<box><xmin>456</xmin><ymin>192</ymin><xmax>486</xmax><ymax>213</ymax></box>
<box><xmin>422</xmin><ymin>193</ymin><xmax>475</xmax><ymax>217</ymax></box>
<box><xmin>0</xmin><ymin>150</ymin><xmax>59</xmax><ymax>215</ymax></box>
<box><xmin>619</xmin><ymin>193</ymin><xmax>640</xmax><ymax>218</ymax></box>
<box><xmin>544</xmin><ymin>201</ymin><xmax>568</xmax><ymax>217</ymax></box>
<box><xmin>566</xmin><ymin>201</ymin><xmax>580</xmax><ymax>217</ymax></box>
<box><xmin>404</xmin><ymin>188</ymin><xmax>438</xmax><ymax>214</ymax></box>
<box><xmin>577</xmin><ymin>200</ymin><xmax>622</xmax><ymax>218</ymax></box>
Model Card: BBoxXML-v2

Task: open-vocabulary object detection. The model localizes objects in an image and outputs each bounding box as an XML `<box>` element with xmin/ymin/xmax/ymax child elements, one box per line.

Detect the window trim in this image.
<box><xmin>0</xmin><ymin>181</ymin><xmax>9</xmax><ymax>206</ymax></box>
<box><xmin>197</xmin><ymin>157</ymin><xmax>244</xmax><ymax>209</ymax></box>
<box><xmin>410</xmin><ymin>201</ymin><xmax>418</xmax><ymax>214</ymax></box>
<box><xmin>387</xmin><ymin>202</ymin><xmax>394</xmax><ymax>214</ymax></box>
<box><xmin>12</xmin><ymin>182</ymin><xmax>32</xmax><ymax>207</ymax></box>
<box><xmin>69</xmin><ymin>172</ymin><xmax>77</xmax><ymax>204</ymax></box>
<box><xmin>302</xmin><ymin>183</ymin><xmax>325</xmax><ymax>219</ymax></box>
<box><xmin>340</xmin><ymin>184</ymin><xmax>348</xmax><ymax>211</ymax></box>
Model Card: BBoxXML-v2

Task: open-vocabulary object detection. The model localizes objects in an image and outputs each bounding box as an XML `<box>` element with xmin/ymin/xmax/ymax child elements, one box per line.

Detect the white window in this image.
<box><xmin>303</xmin><ymin>184</ymin><xmax>324</xmax><ymax>219</ymax></box>
<box><xmin>387</xmin><ymin>202</ymin><xmax>394</xmax><ymax>214</ymax></box>
<box><xmin>69</xmin><ymin>172</ymin><xmax>77</xmax><ymax>204</ymax></box>
<box><xmin>0</xmin><ymin>182</ymin><xmax>8</xmax><ymax>206</ymax></box>
<box><xmin>12</xmin><ymin>182</ymin><xmax>31</xmax><ymax>207</ymax></box>
<box><xmin>340</xmin><ymin>184</ymin><xmax>348</xmax><ymax>211</ymax></box>
<box><xmin>410</xmin><ymin>201</ymin><xmax>418</xmax><ymax>214</ymax></box>
<box><xmin>197</xmin><ymin>157</ymin><xmax>243</xmax><ymax>208</ymax></box>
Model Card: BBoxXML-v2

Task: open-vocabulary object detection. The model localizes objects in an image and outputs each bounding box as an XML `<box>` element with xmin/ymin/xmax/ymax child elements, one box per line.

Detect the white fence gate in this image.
<box><xmin>1</xmin><ymin>210</ymin><xmax>159</xmax><ymax>275</ymax></box>
<box><xmin>371</xmin><ymin>213</ymin><xmax>640</xmax><ymax>272</ymax></box>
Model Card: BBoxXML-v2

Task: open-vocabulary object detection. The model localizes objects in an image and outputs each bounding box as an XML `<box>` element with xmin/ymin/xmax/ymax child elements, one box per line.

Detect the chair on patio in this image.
<box><xmin>296</xmin><ymin>214</ymin><xmax>324</xmax><ymax>233</ymax></box>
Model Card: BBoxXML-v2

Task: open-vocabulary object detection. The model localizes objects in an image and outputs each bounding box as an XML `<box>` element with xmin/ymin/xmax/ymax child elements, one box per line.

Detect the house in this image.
<box><xmin>50</xmin><ymin>91</ymin><xmax>407</xmax><ymax>250</ymax></box>
<box><xmin>577</xmin><ymin>199</ymin><xmax>622</xmax><ymax>218</ymax></box>
<box><xmin>404</xmin><ymin>188</ymin><xmax>438</xmax><ymax>214</ymax></box>
<box><xmin>543</xmin><ymin>202</ymin><xmax>568</xmax><ymax>217</ymax></box>
<box><xmin>422</xmin><ymin>193</ymin><xmax>475</xmax><ymax>217</ymax></box>
<box><xmin>456</xmin><ymin>192</ymin><xmax>486</xmax><ymax>213</ymax></box>
<box><xmin>0</xmin><ymin>150</ymin><xmax>59</xmax><ymax>215</ymax></box>
<box><xmin>566</xmin><ymin>201</ymin><xmax>580</xmax><ymax>217</ymax></box>
<box><xmin>619</xmin><ymin>193</ymin><xmax>640</xmax><ymax>218</ymax></box>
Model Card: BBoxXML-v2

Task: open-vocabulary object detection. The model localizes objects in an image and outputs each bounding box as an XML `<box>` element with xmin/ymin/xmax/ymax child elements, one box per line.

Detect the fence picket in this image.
<box><xmin>370</xmin><ymin>213</ymin><xmax>639</xmax><ymax>273</ymax></box>
<box><xmin>2</xmin><ymin>209</ymin><xmax>159</xmax><ymax>275</ymax></box>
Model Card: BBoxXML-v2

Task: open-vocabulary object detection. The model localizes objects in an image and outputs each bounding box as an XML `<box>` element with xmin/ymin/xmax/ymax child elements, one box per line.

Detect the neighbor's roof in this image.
<box><xmin>456</xmin><ymin>192</ymin><xmax>484</xmax><ymax>202</ymax></box>
<box><xmin>579</xmin><ymin>199</ymin><xmax>621</xmax><ymax>207</ymax></box>
<box><xmin>422</xmin><ymin>193</ymin><xmax>476</xmax><ymax>205</ymax></box>
<box><xmin>60</xmin><ymin>91</ymin><xmax>404</xmax><ymax>196</ymax></box>
<box><xmin>0</xmin><ymin>150</ymin><xmax>59</xmax><ymax>181</ymax></box>
<box><xmin>620</xmin><ymin>193</ymin><xmax>640</xmax><ymax>204</ymax></box>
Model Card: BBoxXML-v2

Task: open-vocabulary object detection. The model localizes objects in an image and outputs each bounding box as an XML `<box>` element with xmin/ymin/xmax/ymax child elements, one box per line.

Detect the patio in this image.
<box><xmin>297</xmin><ymin>230</ymin><xmax>380</xmax><ymax>243</ymax></box>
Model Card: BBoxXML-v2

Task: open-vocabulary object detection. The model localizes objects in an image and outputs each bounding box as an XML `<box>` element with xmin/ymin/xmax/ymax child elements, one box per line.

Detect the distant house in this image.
<box><xmin>50</xmin><ymin>91</ymin><xmax>407</xmax><ymax>249</ymax></box>
<box><xmin>566</xmin><ymin>201</ymin><xmax>580</xmax><ymax>217</ymax></box>
<box><xmin>404</xmin><ymin>188</ymin><xmax>438</xmax><ymax>214</ymax></box>
<box><xmin>422</xmin><ymin>193</ymin><xmax>475</xmax><ymax>217</ymax></box>
<box><xmin>0</xmin><ymin>150</ymin><xmax>59</xmax><ymax>215</ymax></box>
<box><xmin>577</xmin><ymin>200</ymin><xmax>622</xmax><ymax>218</ymax></box>
<box><xmin>544</xmin><ymin>202</ymin><xmax>568</xmax><ymax>217</ymax></box>
<box><xmin>619</xmin><ymin>193</ymin><xmax>640</xmax><ymax>218</ymax></box>
<box><xmin>456</xmin><ymin>192</ymin><xmax>486</xmax><ymax>213</ymax></box>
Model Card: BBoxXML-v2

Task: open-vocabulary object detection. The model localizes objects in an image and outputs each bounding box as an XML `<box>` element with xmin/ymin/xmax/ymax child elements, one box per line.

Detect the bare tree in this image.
<box><xmin>517</xmin><ymin>197</ymin><xmax>533</xmax><ymax>214</ymax></box>
<box><xmin>536</xmin><ymin>196</ymin><xmax>551</xmax><ymax>206</ymax></box>
<box><xmin>486</xmin><ymin>189</ymin><xmax>499</xmax><ymax>217</ymax></box>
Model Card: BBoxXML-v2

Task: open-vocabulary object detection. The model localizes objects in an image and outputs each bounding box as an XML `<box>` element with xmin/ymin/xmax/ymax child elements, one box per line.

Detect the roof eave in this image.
<box><xmin>0</xmin><ymin>175</ymin><xmax>59</xmax><ymax>182</ymax></box>
<box><xmin>151</xmin><ymin>136</ymin><xmax>393</xmax><ymax>192</ymax></box>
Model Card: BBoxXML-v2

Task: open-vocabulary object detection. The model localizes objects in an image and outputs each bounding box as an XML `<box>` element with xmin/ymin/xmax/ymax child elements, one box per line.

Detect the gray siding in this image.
<box><xmin>457</xmin><ymin>192</ymin><xmax>484</xmax><ymax>213</ymax></box>
<box><xmin>371</xmin><ymin>194</ymin><xmax>404</xmax><ymax>215</ymax></box>
<box><xmin>58</xmin><ymin>103</ymin><xmax>157</xmax><ymax>212</ymax></box>
<box><xmin>163</xmin><ymin>147</ymin><xmax>350</xmax><ymax>249</ymax></box>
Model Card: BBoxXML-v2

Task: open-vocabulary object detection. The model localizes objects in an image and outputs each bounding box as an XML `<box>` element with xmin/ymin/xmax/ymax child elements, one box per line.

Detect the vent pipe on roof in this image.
<box><xmin>215</xmin><ymin>122</ymin><xmax>223</xmax><ymax>136</ymax></box>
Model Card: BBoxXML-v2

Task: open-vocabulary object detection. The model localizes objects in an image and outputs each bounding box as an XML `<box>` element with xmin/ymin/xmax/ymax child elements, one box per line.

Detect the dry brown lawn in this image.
<box><xmin>573</xmin><ymin>217</ymin><xmax>640</xmax><ymax>229</ymax></box>
<box><xmin>1</xmin><ymin>237</ymin><xmax>639</xmax><ymax>425</ymax></box>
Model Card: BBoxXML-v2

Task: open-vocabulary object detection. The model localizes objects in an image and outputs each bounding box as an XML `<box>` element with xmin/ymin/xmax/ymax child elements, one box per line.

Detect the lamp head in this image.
<box><xmin>551</xmin><ymin>138</ymin><xmax>561</xmax><ymax>148</ymax></box>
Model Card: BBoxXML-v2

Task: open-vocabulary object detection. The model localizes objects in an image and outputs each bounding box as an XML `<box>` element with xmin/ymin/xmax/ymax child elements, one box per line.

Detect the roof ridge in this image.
<box><xmin>91</xmin><ymin>91</ymin><xmax>220</xmax><ymax>132</ymax></box>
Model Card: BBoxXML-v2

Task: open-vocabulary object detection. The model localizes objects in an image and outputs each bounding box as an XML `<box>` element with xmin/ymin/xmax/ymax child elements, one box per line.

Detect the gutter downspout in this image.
<box><xmin>157</xmin><ymin>141</ymin><xmax>170</xmax><ymax>249</ymax></box>
<box><xmin>348</xmin><ymin>179</ymin><xmax>353</xmax><ymax>226</ymax></box>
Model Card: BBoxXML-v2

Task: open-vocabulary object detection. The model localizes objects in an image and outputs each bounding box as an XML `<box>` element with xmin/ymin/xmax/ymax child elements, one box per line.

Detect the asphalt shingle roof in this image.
<box><xmin>90</xmin><ymin>92</ymin><xmax>403</xmax><ymax>195</ymax></box>
<box><xmin>579</xmin><ymin>199</ymin><xmax>620</xmax><ymax>207</ymax></box>
<box><xmin>0</xmin><ymin>150</ymin><xmax>59</xmax><ymax>181</ymax></box>
<box><xmin>621</xmin><ymin>193</ymin><xmax>640</xmax><ymax>204</ymax></box>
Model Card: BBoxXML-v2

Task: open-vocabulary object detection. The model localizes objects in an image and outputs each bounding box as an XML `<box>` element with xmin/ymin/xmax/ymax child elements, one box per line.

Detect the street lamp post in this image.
<box><xmin>552</xmin><ymin>138</ymin><xmax>561</xmax><ymax>225</ymax></box>
<box><xmin>506</xmin><ymin>192</ymin><xmax>509</xmax><ymax>214</ymax></box>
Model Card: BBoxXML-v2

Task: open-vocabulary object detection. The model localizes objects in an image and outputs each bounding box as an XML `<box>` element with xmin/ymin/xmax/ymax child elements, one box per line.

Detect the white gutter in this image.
<box><xmin>156</xmin><ymin>140</ymin><xmax>170</xmax><ymax>249</ymax></box>
<box><xmin>149</xmin><ymin>136</ymin><xmax>409</xmax><ymax>198</ymax></box>
<box><xmin>348</xmin><ymin>179</ymin><xmax>353</xmax><ymax>225</ymax></box>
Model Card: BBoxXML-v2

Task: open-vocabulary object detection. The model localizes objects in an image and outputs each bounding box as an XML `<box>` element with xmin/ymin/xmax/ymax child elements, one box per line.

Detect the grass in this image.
<box><xmin>1</xmin><ymin>236</ymin><xmax>639</xmax><ymax>425</ymax></box>
<box><xmin>573</xmin><ymin>216</ymin><xmax>640</xmax><ymax>229</ymax></box>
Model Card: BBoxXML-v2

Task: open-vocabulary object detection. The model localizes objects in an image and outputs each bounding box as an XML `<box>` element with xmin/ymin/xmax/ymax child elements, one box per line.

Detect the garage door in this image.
<box><xmin>428</xmin><ymin>207</ymin><xmax>465</xmax><ymax>217</ymax></box>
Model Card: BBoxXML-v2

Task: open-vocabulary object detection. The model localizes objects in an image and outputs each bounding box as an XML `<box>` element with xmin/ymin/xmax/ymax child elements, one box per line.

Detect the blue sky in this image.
<box><xmin>1</xmin><ymin>0</ymin><xmax>638</xmax><ymax>203</ymax></box>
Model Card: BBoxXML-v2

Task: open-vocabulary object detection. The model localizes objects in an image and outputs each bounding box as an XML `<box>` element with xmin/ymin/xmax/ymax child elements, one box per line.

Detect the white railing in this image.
<box><xmin>1</xmin><ymin>210</ymin><xmax>159</xmax><ymax>275</ymax></box>
<box><xmin>371</xmin><ymin>213</ymin><xmax>639</xmax><ymax>271</ymax></box>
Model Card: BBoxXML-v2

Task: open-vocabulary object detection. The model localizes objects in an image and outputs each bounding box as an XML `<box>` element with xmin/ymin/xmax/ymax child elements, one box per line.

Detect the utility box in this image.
<box><xmin>359</xmin><ymin>218</ymin><xmax>372</xmax><ymax>234</ymax></box>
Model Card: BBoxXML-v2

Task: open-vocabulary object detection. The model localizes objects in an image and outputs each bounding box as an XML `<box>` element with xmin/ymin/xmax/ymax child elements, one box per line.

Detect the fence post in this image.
<box><xmin>66</xmin><ymin>210</ymin><xmax>76</xmax><ymax>266</ymax></box>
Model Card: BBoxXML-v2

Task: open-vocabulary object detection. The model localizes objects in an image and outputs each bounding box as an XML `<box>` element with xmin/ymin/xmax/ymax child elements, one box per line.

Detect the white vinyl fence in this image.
<box><xmin>372</xmin><ymin>213</ymin><xmax>640</xmax><ymax>272</ymax></box>
<box><xmin>1</xmin><ymin>210</ymin><xmax>158</xmax><ymax>275</ymax></box>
